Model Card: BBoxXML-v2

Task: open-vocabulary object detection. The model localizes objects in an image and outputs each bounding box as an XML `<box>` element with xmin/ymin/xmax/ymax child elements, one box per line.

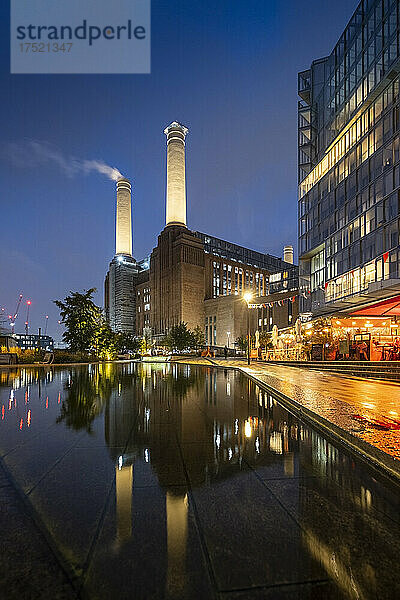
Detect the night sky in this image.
<box><xmin>0</xmin><ymin>0</ymin><xmax>354</xmax><ymax>342</ymax></box>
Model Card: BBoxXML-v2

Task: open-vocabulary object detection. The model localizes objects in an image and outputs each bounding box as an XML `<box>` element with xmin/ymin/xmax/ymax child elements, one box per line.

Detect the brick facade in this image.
<box><xmin>149</xmin><ymin>226</ymin><xmax>205</xmax><ymax>338</ymax></box>
<box><xmin>134</xmin><ymin>226</ymin><xmax>298</xmax><ymax>344</ymax></box>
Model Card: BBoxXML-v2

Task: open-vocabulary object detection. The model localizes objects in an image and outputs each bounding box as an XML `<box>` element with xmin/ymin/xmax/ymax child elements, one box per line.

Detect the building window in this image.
<box><xmin>311</xmin><ymin>249</ymin><xmax>325</xmax><ymax>292</ymax></box>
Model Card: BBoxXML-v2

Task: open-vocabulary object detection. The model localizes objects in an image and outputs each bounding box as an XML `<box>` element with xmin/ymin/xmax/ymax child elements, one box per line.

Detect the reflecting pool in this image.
<box><xmin>0</xmin><ymin>362</ymin><xmax>399</xmax><ymax>599</ymax></box>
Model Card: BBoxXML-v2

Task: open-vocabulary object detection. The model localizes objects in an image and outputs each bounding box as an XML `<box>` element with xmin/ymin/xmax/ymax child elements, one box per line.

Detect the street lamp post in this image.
<box><xmin>226</xmin><ymin>331</ymin><xmax>230</xmax><ymax>348</ymax></box>
<box><xmin>243</xmin><ymin>292</ymin><xmax>253</xmax><ymax>365</ymax></box>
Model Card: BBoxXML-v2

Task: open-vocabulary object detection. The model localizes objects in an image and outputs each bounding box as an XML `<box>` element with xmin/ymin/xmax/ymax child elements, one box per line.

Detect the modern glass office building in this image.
<box><xmin>298</xmin><ymin>0</ymin><xmax>400</xmax><ymax>315</ymax></box>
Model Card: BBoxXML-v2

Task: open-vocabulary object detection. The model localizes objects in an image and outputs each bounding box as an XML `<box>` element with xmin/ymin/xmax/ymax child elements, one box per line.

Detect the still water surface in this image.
<box><xmin>0</xmin><ymin>362</ymin><xmax>399</xmax><ymax>599</ymax></box>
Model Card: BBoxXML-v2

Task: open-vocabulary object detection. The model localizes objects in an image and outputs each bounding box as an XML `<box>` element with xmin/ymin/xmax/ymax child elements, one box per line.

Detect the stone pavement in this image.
<box><xmin>0</xmin><ymin>461</ymin><xmax>78</xmax><ymax>599</ymax></box>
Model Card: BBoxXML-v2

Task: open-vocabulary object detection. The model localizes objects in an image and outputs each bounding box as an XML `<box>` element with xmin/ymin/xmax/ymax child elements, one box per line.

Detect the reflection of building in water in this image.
<box><xmin>115</xmin><ymin>463</ymin><xmax>132</xmax><ymax>542</ymax></box>
<box><xmin>0</xmin><ymin>367</ymin><xmax>59</xmax><ymax>432</ymax></box>
<box><xmin>294</xmin><ymin>420</ymin><xmax>400</xmax><ymax>599</ymax></box>
<box><xmin>104</xmin><ymin>365</ymin><xmax>300</xmax><ymax>492</ymax></box>
<box><xmin>166</xmin><ymin>492</ymin><xmax>188</xmax><ymax>596</ymax></box>
<box><xmin>103</xmin><ymin>363</ymin><xmax>400</xmax><ymax>599</ymax></box>
<box><xmin>0</xmin><ymin>367</ymin><xmax>54</xmax><ymax>390</ymax></box>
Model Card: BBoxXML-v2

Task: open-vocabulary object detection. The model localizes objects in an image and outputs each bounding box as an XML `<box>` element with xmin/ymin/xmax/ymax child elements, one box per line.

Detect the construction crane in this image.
<box><xmin>9</xmin><ymin>293</ymin><xmax>23</xmax><ymax>334</ymax></box>
<box><xmin>25</xmin><ymin>300</ymin><xmax>31</xmax><ymax>335</ymax></box>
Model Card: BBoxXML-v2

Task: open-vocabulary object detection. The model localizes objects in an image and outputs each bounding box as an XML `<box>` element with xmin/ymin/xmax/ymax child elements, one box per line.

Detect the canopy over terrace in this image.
<box><xmin>348</xmin><ymin>295</ymin><xmax>400</xmax><ymax>317</ymax></box>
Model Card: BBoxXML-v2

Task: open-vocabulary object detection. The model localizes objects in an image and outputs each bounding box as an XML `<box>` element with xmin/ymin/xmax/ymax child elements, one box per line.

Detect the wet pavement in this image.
<box><xmin>0</xmin><ymin>362</ymin><xmax>400</xmax><ymax>599</ymax></box>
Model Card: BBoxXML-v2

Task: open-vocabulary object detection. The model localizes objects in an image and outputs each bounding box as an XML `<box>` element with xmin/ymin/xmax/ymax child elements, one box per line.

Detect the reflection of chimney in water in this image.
<box><xmin>166</xmin><ymin>492</ymin><xmax>188</xmax><ymax>595</ymax></box>
<box><xmin>115</xmin><ymin>463</ymin><xmax>132</xmax><ymax>542</ymax></box>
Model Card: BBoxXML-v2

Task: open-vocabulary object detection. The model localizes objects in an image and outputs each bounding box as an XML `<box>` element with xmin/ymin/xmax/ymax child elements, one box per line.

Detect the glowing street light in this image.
<box><xmin>243</xmin><ymin>292</ymin><xmax>253</xmax><ymax>365</ymax></box>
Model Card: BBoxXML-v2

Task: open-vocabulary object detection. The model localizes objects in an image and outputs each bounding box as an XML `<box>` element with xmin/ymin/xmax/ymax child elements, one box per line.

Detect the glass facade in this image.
<box><xmin>204</xmin><ymin>315</ymin><xmax>217</xmax><ymax>346</ymax></box>
<box><xmin>195</xmin><ymin>230</ymin><xmax>298</xmax><ymax>285</ymax></box>
<box><xmin>212</xmin><ymin>260</ymin><xmax>268</xmax><ymax>298</ymax></box>
<box><xmin>298</xmin><ymin>0</ymin><xmax>400</xmax><ymax>313</ymax></box>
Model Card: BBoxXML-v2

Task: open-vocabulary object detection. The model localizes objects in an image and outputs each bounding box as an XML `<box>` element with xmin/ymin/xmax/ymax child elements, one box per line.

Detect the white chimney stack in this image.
<box><xmin>283</xmin><ymin>245</ymin><xmax>294</xmax><ymax>264</ymax></box>
<box><xmin>164</xmin><ymin>121</ymin><xmax>188</xmax><ymax>227</ymax></box>
<box><xmin>115</xmin><ymin>178</ymin><xmax>132</xmax><ymax>256</ymax></box>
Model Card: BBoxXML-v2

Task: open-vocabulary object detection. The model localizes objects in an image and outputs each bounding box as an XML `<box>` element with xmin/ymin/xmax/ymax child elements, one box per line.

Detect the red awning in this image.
<box><xmin>350</xmin><ymin>295</ymin><xmax>400</xmax><ymax>316</ymax></box>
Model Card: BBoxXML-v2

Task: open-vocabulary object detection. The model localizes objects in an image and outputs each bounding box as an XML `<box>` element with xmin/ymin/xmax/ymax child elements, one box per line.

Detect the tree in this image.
<box><xmin>259</xmin><ymin>330</ymin><xmax>272</xmax><ymax>349</ymax></box>
<box><xmin>96</xmin><ymin>320</ymin><xmax>118</xmax><ymax>360</ymax></box>
<box><xmin>54</xmin><ymin>289</ymin><xmax>103</xmax><ymax>354</ymax></box>
<box><xmin>235</xmin><ymin>335</ymin><xmax>248</xmax><ymax>352</ymax></box>
<box><xmin>163</xmin><ymin>322</ymin><xmax>193</xmax><ymax>352</ymax></box>
<box><xmin>191</xmin><ymin>325</ymin><xmax>205</xmax><ymax>348</ymax></box>
<box><xmin>142</xmin><ymin>327</ymin><xmax>152</xmax><ymax>352</ymax></box>
<box><xmin>116</xmin><ymin>332</ymin><xmax>141</xmax><ymax>355</ymax></box>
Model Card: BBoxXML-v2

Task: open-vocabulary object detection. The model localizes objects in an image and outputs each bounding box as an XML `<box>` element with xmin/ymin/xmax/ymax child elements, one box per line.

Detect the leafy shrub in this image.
<box><xmin>53</xmin><ymin>350</ymin><xmax>92</xmax><ymax>364</ymax></box>
<box><xmin>18</xmin><ymin>349</ymin><xmax>46</xmax><ymax>364</ymax></box>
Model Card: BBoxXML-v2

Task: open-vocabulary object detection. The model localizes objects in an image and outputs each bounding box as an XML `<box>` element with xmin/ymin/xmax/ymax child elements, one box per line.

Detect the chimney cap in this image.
<box><xmin>116</xmin><ymin>178</ymin><xmax>131</xmax><ymax>186</ymax></box>
<box><xmin>164</xmin><ymin>121</ymin><xmax>188</xmax><ymax>136</ymax></box>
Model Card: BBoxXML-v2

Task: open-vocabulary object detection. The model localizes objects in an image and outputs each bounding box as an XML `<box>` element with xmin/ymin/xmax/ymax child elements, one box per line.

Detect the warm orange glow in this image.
<box><xmin>244</xmin><ymin>420</ymin><xmax>252</xmax><ymax>438</ymax></box>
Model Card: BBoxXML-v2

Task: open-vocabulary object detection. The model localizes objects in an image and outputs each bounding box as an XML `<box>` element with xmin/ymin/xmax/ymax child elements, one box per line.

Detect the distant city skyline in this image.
<box><xmin>0</xmin><ymin>0</ymin><xmax>355</xmax><ymax>340</ymax></box>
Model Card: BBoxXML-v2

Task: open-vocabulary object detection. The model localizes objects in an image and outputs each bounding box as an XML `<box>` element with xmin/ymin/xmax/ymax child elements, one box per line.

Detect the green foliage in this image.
<box><xmin>235</xmin><ymin>335</ymin><xmax>248</xmax><ymax>352</ymax></box>
<box><xmin>53</xmin><ymin>350</ymin><xmax>90</xmax><ymax>364</ymax></box>
<box><xmin>55</xmin><ymin>288</ymin><xmax>102</xmax><ymax>354</ymax></box>
<box><xmin>54</xmin><ymin>288</ymin><xmax>124</xmax><ymax>360</ymax></box>
<box><xmin>259</xmin><ymin>330</ymin><xmax>272</xmax><ymax>349</ymax></box>
<box><xmin>191</xmin><ymin>325</ymin><xmax>205</xmax><ymax>348</ymax></box>
<box><xmin>116</xmin><ymin>332</ymin><xmax>141</xmax><ymax>355</ymax></box>
<box><xmin>141</xmin><ymin>328</ymin><xmax>152</xmax><ymax>352</ymax></box>
<box><xmin>163</xmin><ymin>322</ymin><xmax>194</xmax><ymax>352</ymax></box>
<box><xmin>96</xmin><ymin>320</ymin><xmax>118</xmax><ymax>360</ymax></box>
<box><xmin>17</xmin><ymin>349</ymin><xmax>46</xmax><ymax>364</ymax></box>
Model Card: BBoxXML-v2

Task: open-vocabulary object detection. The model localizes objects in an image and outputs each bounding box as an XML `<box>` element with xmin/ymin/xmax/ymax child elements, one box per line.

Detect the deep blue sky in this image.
<box><xmin>0</xmin><ymin>0</ymin><xmax>355</xmax><ymax>341</ymax></box>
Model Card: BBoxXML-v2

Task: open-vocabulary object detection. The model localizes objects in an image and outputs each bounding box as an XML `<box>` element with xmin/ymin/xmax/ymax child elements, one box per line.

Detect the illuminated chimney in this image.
<box><xmin>283</xmin><ymin>245</ymin><xmax>294</xmax><ymax>264</ymax></box>
<box><xmin>115</xmin><ymin>178</ymin><xmax>132</xmax><ymax>256</ymax></box>
<box><xmin>164</xmin><ymin>121</ymin><xmax>188</xmax><ymax>227</ymax></box>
